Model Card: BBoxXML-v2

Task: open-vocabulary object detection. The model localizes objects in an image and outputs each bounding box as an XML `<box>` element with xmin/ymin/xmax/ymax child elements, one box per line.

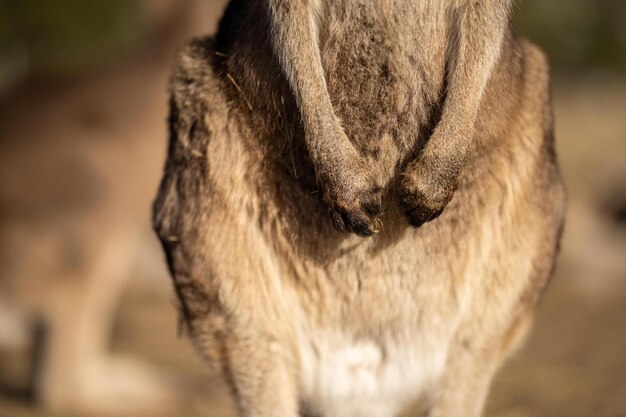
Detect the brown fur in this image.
<box><xmin>153</xmin><ymin>1</ymin><xmax>566</xmax><ymax>416</ymax></box>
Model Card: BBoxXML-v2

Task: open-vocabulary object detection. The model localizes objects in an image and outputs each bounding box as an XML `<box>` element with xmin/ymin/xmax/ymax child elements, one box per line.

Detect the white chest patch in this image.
<box><xmin>299</xmin><ymin>332</ymin><xmax>448</xmax><ymax>417</ymax></box>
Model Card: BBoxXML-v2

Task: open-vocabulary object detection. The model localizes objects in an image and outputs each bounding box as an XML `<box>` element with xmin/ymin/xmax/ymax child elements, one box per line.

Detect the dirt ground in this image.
<box><xmin>0</xmin><ymin>3</ymin><xmax>625</xmax><ymax>416</ymax></box>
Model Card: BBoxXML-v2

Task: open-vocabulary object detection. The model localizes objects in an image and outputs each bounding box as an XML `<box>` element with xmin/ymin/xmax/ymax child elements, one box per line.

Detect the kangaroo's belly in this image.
<box><xmin>298</xmin><ymin>329</ymin><xmax>448</xmax><ymax>417</ymax></box>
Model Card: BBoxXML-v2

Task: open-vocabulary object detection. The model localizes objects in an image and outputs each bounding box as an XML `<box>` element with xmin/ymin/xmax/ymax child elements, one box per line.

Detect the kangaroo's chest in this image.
<box><xmin>298</xmin><ymin>328</ymin><xmax>448</xmax><ymax>417</ymax></box>
<box><xmin>317</xmin><ymin>0</ymin><xmax>449</xmax><ymax>164</ymax></box>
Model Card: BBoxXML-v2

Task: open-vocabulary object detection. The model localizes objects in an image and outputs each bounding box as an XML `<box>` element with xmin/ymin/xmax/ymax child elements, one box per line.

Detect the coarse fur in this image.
<box><xmin>153</xmin><ymin>1</ymin><xmax>566</xmax><ymax>416</ymax></box>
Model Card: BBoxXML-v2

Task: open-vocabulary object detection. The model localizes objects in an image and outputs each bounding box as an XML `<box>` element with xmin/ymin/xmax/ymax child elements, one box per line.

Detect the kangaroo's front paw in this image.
<box><xmin>399</xmin><ymin>159</ymin><xmax>457</xmax><ymax>228</ymax></box>
<box><xmin>320</xmin><ymin>160</ymin><xmax>383</xmax><ymax>237</ymax></box>
<box><xmin>326</xmin><ymin>182</ymin><xmax>383</xmax><ymax>237</ymax></box>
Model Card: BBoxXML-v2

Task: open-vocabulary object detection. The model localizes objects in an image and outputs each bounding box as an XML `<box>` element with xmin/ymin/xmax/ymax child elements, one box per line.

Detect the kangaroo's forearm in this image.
<box><xmin>262</xmin><ymin>1</ymin><xmax>381</xmax><ymax>236</ymax></box>
<box><xmin>264</xmin><ymin>1</ymin><xmax>338</xmax><ymax>159</ymax></box>
<box><xmin>424</xmin><ymin>0</ymin><xmax>511</xmax><ymax>167</ymax></box>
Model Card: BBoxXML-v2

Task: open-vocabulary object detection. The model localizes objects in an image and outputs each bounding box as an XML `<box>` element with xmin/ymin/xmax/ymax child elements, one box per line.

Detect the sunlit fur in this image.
<box><xmin>153</xmin><ymin>1</ymin><xmax>566</xmax><ymax>416</ymax></box>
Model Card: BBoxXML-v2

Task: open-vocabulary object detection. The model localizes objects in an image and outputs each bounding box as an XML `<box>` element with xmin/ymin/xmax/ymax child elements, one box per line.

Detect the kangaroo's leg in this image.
<box><xmin>400</xmin><ymin>0</ymin><xmax>512</xmax><ymax>227</ymax></box>
<box><xmin>169</xmin><ymin>259</ymin><xmax>300</xmax><ymax>417</ymax></box>
<box><xmin>158</xmin><ymin>210</ymin><xmax>300</xmax><ymax>417</ymax></box>
<box><xmin>263</xmin><ymin>0</ymin><xmax>383</xmax><ymax>237</ymax></box>
<box><xmin>426</xmin><ymin>341</ymin><xmax>502</xmax><ymax>417</ymax></box>
<box><xmin>225</xmin><ymin>329</ymin><xmax>299</xmax><ymax>417</ymax></box>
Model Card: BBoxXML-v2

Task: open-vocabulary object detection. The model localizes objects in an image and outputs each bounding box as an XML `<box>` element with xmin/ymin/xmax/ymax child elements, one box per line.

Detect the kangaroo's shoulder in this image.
<box><xmin>168</xmin><ymin>37</ymin><xmax>233</xmax><ymax>118</ymax></box>
<box><xmin>165</xmin><ymin>36</ymin><xmax>240</xmax><ymax>164</ymax></box>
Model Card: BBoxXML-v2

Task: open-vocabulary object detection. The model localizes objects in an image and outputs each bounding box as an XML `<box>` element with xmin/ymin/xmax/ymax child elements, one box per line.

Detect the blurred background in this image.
<box><xmin>0</xmin><ymin>1</ymin><xmax>624</xmax><ymax>416</ymax></box>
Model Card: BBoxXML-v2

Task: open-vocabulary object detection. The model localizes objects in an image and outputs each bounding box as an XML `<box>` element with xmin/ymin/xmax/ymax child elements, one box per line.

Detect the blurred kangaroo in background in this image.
<box><xmin>0</xmin><ymin>0</ymin><xmax>226</xmax><ymax>415</ymax></box>
<box><xmin>154</xmin><ymin>0</ymin><xmax>566</xmax><ymax>416</ymax></box>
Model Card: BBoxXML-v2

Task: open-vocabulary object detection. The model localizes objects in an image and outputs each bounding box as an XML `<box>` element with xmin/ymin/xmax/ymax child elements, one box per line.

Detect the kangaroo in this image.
<box><xmin>153</xmin><ymin>1</ymin><xmax>566</xmax><ymax>416</ymax></box>
<box><xmin>0</xmin><ymin>1</ymin><xmax>213</xmax><ymax>414</ymax></box>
